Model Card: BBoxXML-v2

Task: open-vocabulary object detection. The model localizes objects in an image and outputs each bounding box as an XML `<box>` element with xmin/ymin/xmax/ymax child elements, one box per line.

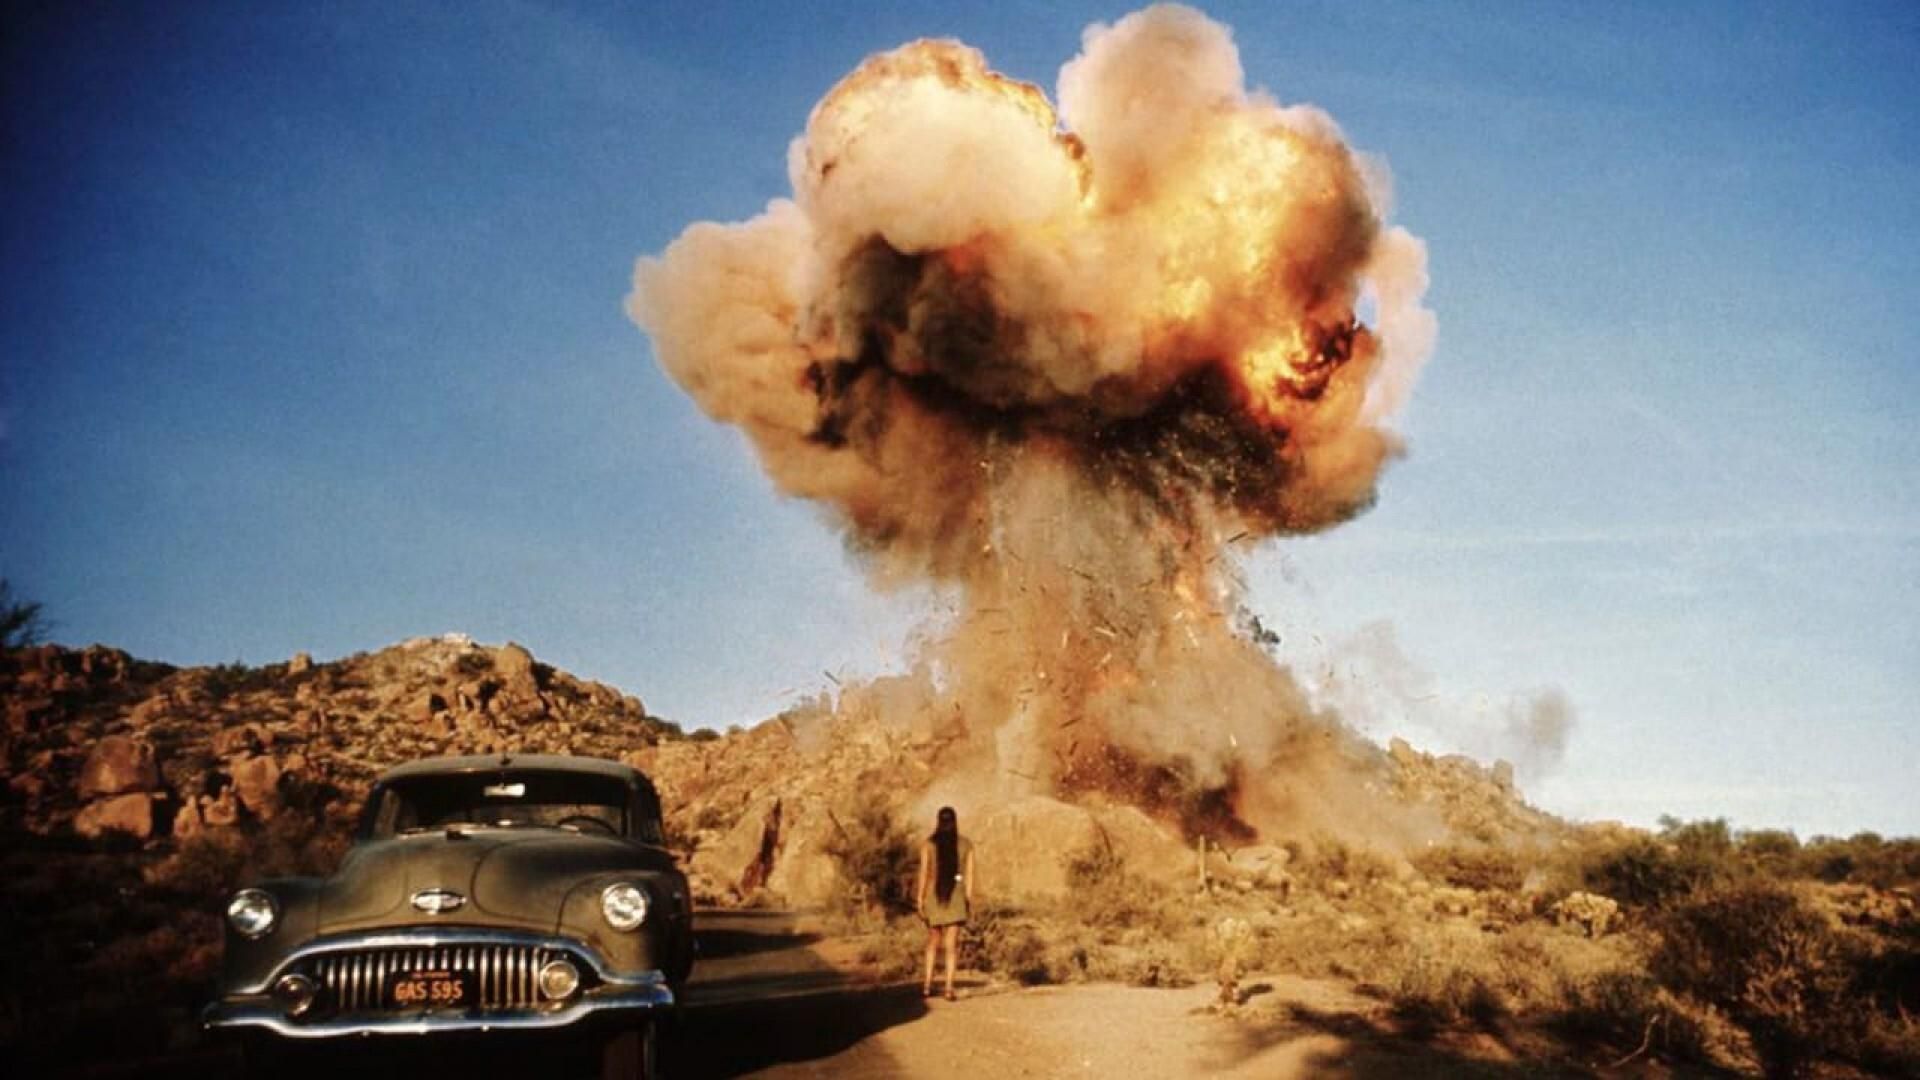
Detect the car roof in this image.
<box><xmin>374</xmin><ymin>753</ymin><xmax>647</xmax><ymax>787</ymax></box>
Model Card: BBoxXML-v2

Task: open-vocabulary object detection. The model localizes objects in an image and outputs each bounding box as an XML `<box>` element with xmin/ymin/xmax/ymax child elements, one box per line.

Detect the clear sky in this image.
<box><xmin>4</xmin><ymin>2</ymin><xmax>1915</xmax><ymax>837</ymax></box>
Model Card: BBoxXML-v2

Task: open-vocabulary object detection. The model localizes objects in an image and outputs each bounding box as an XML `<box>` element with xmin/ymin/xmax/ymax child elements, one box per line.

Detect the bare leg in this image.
<box><xmin>921</xmin><ymin>926</ymin><xmax>939</xmax><ymax>994</ymax></box>
<box><xmin>942</xmin><ymin>924</ymin><xmax>959</xmax><ymax>997</ymax></box>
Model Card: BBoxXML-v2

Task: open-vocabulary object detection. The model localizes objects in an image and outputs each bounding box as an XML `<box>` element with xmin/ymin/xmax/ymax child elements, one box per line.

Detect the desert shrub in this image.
<box><xmin>1654</xmin><ymin>879</ymin><xmax>1858</xmax><ymax>1073</ymax></box>
<box><xmin>1061</xmin><ymin>835</ymin><xmax>1182</xmax><ymax>935</ymax></box>
<box><xmin>1547</xmin><ymin>972</ymin><xmax>1732</xmax><ymax>1068</ymax></box>
<box><xmin>1576</xmin><ymin>835</ymin><xmax>1720</xmax><ymax>911</ymax></box>
<box><xmin>1285</xmin><ymin>835</ymin><xmax>1395</xmax><ymax>897</ymax></box>
<box><xmin>1800</xmin><ymin>833</ymin><xmax>1920</xmax><ymax>889</ymax></box>
<box><xmin>202</xmin><ymin>660</ymin><xmax>277</xmax><ymax>701</ymax></box>
<box><xmin>149</xmin><ymin>813</ymin><xmax>348</xmax><ymax>904</ymax></box>
<box><xmin>1115</xmin><ymin>939</ymin><xmax>1194</xmax><ymax>988</ymax></box>
<box><xmin>149</xmin><ymin>830</ymin><xmax>252</xmax><ymax>901</ymax></box>
<box><xmin>961</xmin><ymin>903</ymin><xmax>1055</xmax><ymax>985</ymax></box>
<box><xmin>1388</xmin><ymin>953</ymin><xmax>1505</xmax><ymax>1033</ymax></box>
<box><xmin>823</xmin><ymin>794</ymin><xmax>917</xmax><ymax>917</ymax></box>
<box><xmin>853</xmin><ymin>917</ymin><xmax>928</xmax><ymax>982</ymax></box>
<box><xmin>1549</xmin><ymin>969</ymin><xmax>1661</xmax><ymax>1043</ymax></box>
<box><xmin>1736</xmin><ymin>828</ymin><xmax>1801</xmax><ymax>876</ymax></box>
<box><xmin>0</xmin><ymin>577</ymin><xmax>46</xmax><ymax>647</ymax></box>
<box><xmin>251</xmin><ymin>811</ymin><xmax>351</xmax><ymax>879</ymax></box>
<box><xmin>1413</xmin><ymin>843</ymin><xmax>1526</xmax><ymax>893</ymax></box>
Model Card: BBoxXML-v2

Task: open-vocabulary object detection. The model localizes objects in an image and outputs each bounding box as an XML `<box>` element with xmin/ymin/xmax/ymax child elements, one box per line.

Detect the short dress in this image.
<box><xmin>923</xmin><ymin>836</ymin><xmax>974</xmax><ymax>927</ymax></box>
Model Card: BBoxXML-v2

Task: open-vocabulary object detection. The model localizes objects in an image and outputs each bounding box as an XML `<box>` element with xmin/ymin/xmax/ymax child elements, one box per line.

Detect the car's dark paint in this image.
<box><xmin>206</xmin><ymin>754</ymin><xmax>693</xmax><ymax>1043</ymax></box>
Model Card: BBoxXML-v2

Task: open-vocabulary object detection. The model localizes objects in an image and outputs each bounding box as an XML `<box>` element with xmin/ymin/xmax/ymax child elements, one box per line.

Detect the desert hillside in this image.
<box><xmin>3</xmin><ymin>634</ymin><xmax>675</xmax><ymax>842</ymax></box>
<box><xmin>3</xmin><ymin>639</ymin><xmax>1917</xmax><ymax>1077</ymax></box>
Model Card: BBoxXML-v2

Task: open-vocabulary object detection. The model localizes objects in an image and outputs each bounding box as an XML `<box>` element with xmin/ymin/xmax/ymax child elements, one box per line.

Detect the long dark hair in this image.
<box><xmin>931</xmin><ymin>806</ymin><xmax>959</xmax><ymax>904</ymax></box>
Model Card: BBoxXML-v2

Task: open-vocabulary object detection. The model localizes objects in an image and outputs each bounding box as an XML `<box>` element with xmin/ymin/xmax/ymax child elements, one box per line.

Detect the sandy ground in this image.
<box><xmin>671</xmin><ymin>912</ymin><xmax>1626</xmax><ymax>1080</ymax></box>
<box><xmin>122</xmin><ymin>909</ymin><xmax>1640</xmax><ymax>1079</ymax></box>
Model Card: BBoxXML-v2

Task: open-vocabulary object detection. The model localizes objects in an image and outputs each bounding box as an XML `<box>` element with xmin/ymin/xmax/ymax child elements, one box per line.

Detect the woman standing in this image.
<box><xmin>916</xmin><ymin>806</ymin><xmax>974</xmax><ymax>1000</ymax></box>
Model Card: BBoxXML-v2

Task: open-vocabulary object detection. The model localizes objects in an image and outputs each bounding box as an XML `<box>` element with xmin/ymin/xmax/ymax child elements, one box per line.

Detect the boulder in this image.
<box><xmin>76</xmin><ymin>735</ymin><xmax>160</xmax><ymax>797</ymax></box>
<box><xmin>228</xmin><ymin>754</ymin><xmax>283</xmax><ymax>820</ymax></box>
<box><xmin>211</xmin><ymin>724</ymin><xmax>267</xmax><ymax>757</ymax></box>
<box><xmin>202</xmin><ymin>789</ymin><xmax>241</xmax><ymax>828</ymax></box>
<box><xmin>966</xmin><ymin>796</ymin><xmax>1188</xmax><ymax>902</ymax></box>
<box><xmin>171</xmin><ymin>799</ymin><xmax>204</xmax><ymax>840</ymax></box>
<box><xmin>75</xmin><ymin>792</ymin><xmax>158</xmax><ymax>839</ymax></box>
<box><xmin>126</xmin><ymin>696</ymin><xmax>171</xmax><ymax>726</ymax></box>
<box><xmin>495</xmin><ymin>643</ymin><xmax>538</xmax><ymax>692</ymax></box>
<box><xmin>9</xmin><ymin>770</ymin><xmax>47</xmax><ymax>801</ymax></box>
<box><xmin>1491</xmin><ymin>759</ymin><xmax>1515</xmax><ymax>792</ymax></box>
<box><xmin>287</xmin><ymin>651</ymin><xmax>313</xmax><ymax>675</ymax></box>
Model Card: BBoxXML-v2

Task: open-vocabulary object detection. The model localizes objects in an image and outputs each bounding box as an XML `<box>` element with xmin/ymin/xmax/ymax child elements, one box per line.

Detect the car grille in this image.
<box><xmin>308</xmin><ymin>942</ymin><xmax>576</xmax><ymax>1012</ymax></box>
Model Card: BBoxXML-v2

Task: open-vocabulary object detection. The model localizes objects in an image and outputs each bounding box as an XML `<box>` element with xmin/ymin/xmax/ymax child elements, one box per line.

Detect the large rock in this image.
<box><xmin>76</xmin><ymin>735</ymin><xmax>160</xmax><ymax>797</ymax></box>
<box><xmin>202</xmin><ymin>788</ymin><xmax>241</xmax><ymax>828</ymax></box>
<box><xmin>75</xmin><ymin>792</ymin><xmax>158</xmax><ymax>839</ymax></box>
<box><xmin>967</xmin><ymin>796</ymin><xmax>1190</xmax><ymax>902</ymax></box>
<box><xmin>171</xmin><ymin>798</ymin><xmax>204</xmax><ymax>840</ymax></box>
<box><xmin>228</xmin><ymin>754</ymin><xmax>283</xmax><ymax>820</ymax></box>
<box><xmin>495</xmin><ymin>643</ymin><xmax>538</xmax><ymax>691</ymax></box>
<box><xmin>212</xmin><ymin>724</ymin><xmax>268</xmax><ymax>757</ymax></box>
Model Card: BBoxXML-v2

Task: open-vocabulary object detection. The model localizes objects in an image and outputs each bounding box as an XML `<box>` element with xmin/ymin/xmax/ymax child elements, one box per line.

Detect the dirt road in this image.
<box><xmin>125</xmin><ymin>909</ymin><xmax>1599</xmax><ymax>1079</ymax></box>
<box><xmin>671</xmin><ymin>911</ymin><xmax>1595</xmax><ymax>1079</ymax></box>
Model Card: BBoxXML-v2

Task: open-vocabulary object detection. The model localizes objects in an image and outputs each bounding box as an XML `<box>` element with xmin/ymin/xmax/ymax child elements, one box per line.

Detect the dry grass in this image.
<box><xmin>821</xmin><ymin>819</ymin><xmax>1919</xmax><ymax>1076</ymax></box>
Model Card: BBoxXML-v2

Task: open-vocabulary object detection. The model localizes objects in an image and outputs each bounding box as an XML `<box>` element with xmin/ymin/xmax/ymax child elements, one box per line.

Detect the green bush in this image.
<box><xmin>1654</xmin><ymin>880</ymin><xmax>1856</xmax><ymax>1074</ymax></box>
<box><xmin>1061</xmin><ymin>836</ymin><xmax>1181</xmax><ymax>935</ymax></box>
<box><xmin>961</xmin><ymin>903</ymin><xmax>1055</xmax><ymax>985</ymax></box>
<box><xmin>1576</xmin><ymin>836</ymin><xmax>1725</xmax><ymax>912</ymax></box>
<box><xmin>1413</xmin><ymin>843</ymin><xmax>1526</xmax><ymax>893</ymax></box>
<box><xmin>1735</xmin><ymin>828</ymin><xmax>1800</xmax><ymax>874</ymax></box>
<box><xmin>1798</xmin><ymin>833</ymin><xmax>1920</xmax><ymax>889</ymax></box>
<box><xmin>823</xmin><ymin>795</ymin><xmax>917</xmax><ymax>917</ymax></box>
<box><xmin>1389</xmin><ymin>955</ymin><xmax>1505</xmax><ymax>1033</ymax></box>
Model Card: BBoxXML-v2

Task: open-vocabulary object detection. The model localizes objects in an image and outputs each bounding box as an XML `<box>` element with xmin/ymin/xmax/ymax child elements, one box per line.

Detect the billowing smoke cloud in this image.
<box><xmin>1320</xmin><ymin>621</ymin><xmax>1575</xmax><ymax>786</ymax></box>
<box><xmin>630</xmin><ymin>5</ymin><xmax>1438</xmax><ymax>841</ymax></box>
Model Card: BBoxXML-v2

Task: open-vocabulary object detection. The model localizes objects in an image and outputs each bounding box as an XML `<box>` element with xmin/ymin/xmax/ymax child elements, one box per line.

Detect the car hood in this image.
<box><xmin>318</xmin><ymin>829</ymin><xmax>659</xmax><ymax>934</ymax></box>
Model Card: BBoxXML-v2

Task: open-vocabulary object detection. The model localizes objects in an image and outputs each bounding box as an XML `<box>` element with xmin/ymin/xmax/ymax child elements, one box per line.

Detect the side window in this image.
<box><xmin>361</xmin><ymin>786</ymin><xmax>399</xmax><ymax>838</ymax></box>
<box><xmin>633</xmin><ymin>785</ymin><xmax>665</xmax><ymax>845</ymax></box>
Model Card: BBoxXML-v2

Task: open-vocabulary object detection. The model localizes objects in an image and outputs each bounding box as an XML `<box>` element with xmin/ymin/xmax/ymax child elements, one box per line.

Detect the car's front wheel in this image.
<box><xmin>600</xmin><ymin>1019</ymin><xmax>658</xmax><ymax>1080</ymax></box>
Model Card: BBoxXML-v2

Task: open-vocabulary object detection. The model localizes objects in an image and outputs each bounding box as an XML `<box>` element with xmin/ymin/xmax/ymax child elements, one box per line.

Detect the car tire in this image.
<box><xmin>600</xmin><ymin>1019</ymin><xmax>658</xmax><ymax>1080</ymax></box>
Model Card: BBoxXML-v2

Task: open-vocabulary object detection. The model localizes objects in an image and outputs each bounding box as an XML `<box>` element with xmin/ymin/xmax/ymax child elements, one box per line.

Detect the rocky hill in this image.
<box><xmin>2</xmin><ymin>634</ymin><xmax>678</xmax><ymax>844</ymax></box>
<box><xmin>5</xmin><ymin>639</ymin><xmax>1915</xmax><ymax>1077</ymax></box>
<box><xmin>636</xmin><ymin>672</ymin><xmax>1570</xmax><ymax>911</ymax></box>
<box><xmin>2</xmin><ymin>633</ymin><xmax>1569</xmax><ymax>910</ymax></box>
<box><xmin>1</xmin><ymin>636</ymin><xmax>687</xmax><ymax>1070</ymax></box>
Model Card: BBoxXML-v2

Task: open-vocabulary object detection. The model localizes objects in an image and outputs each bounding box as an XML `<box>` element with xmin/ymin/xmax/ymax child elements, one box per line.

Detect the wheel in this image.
<box><xmin>600</xmin><ymin>1019</ymin><xmax>658</xmax><ymax>1080</ymax></box>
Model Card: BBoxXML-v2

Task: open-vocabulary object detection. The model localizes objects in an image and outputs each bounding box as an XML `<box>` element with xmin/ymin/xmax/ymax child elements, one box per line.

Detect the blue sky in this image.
<box><xmin>4</xmin><ymin>2</ymin><xmax>1915</xmax><ymax>836</ymax></box>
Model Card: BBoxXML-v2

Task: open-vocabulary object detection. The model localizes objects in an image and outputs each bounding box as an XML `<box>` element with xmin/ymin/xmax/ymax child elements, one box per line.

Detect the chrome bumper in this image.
<box><xmin>203</xmin><ymin>927</ymin><xmax>675</xmax><ymax>1039</ymax></box>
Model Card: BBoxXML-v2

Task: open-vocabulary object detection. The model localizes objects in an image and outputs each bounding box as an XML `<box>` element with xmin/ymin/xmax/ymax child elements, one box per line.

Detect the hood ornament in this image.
<box><xmin>411</xmin><ymin>888</ymin><xmax>466</xmax><ymax>914</ymax></box>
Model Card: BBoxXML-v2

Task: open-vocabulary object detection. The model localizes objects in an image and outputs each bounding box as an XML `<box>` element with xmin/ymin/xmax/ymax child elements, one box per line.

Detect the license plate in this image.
<box><xmin>385</xmin><ymin>968</ymin><xmax>474</xmax><ymax>1009</ymax></box>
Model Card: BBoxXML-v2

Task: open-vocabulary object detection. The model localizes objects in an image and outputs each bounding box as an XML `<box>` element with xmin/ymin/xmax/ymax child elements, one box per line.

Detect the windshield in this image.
<box><xmin>363</xmin><ymin>770</ymin><xmax>631</xmax><ymax>839</ymax></box>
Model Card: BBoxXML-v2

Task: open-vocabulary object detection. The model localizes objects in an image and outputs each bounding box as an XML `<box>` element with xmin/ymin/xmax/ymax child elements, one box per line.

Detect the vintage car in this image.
<box><xmin>203</xmin><ymin>754</ymin><xmax>694</xmax><ymax>1078</ymax></box>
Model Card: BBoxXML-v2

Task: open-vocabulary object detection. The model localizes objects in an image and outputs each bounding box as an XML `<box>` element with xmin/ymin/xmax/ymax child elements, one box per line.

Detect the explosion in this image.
<box><xmin>630</xmin><ymin>5</ymin><xmax>1437</xmax><ymax>841</ymax></box>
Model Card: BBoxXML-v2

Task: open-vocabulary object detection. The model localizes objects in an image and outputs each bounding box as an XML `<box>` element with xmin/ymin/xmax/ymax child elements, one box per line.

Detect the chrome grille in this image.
<box><xmin>308</xmin><ymin>942</ymin><xmax>570</xmax><ymax>1012</ymax></box>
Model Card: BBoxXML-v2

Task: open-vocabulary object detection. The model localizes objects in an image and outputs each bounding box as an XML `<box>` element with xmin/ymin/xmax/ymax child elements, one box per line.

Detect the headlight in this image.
<box><xmin>601</xmin><ymin>882</ymin><xmax>648</xmax><ymax>931</ymax></box>
<box><xmin>226</xmin><ymin>888</ymin><xmax>279</xmax><ymax>939</ymax></box>
<box><xmin>538</xmin><ymin>958</ymin><xmax>581</xmax><ymax>1001</ymax></box>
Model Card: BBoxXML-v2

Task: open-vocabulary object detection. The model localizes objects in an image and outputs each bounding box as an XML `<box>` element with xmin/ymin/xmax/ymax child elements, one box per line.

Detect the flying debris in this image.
<box><xmin>630</xmin><ymin>5</ymin><xmax>1438</xmax><ymax>842</ymax></box>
